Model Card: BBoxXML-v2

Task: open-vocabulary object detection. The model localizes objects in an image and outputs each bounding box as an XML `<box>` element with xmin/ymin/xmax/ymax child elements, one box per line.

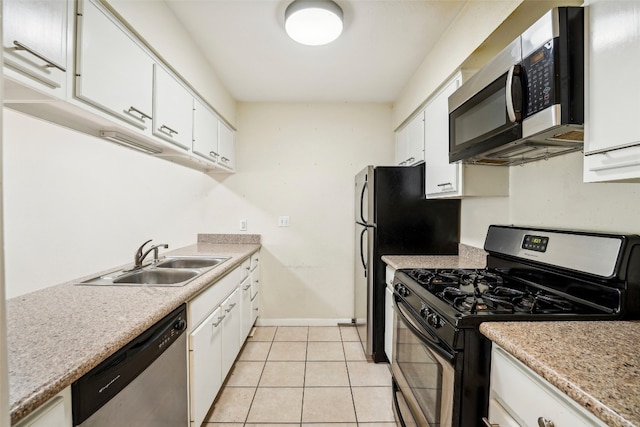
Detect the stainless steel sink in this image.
<box><xmin>113</xmin><ymin>269</ymin><xmax>199</xmax><ymax>284</ymax></box>
<box><xmin>78</xmin><ymin>255</ymin><xmax>230</xmax><ymax>287</ymax></box>
<box><xmin>155</xmin><ymin>257</ymin><xmax>228</xmax><ymax>269</ymax></box>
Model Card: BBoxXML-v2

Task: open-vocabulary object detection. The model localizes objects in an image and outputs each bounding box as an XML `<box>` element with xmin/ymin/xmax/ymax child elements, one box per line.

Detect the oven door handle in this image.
<box><xmin>393</xmin><ymin>296</ymin><xmax>455</xmax><ymax>363</ymax></box>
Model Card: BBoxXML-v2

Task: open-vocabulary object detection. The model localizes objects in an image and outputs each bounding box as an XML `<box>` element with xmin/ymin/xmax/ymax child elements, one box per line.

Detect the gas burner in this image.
<box><xmin>513</xmin><ymin>291</ymin><xmax>576</xmax><ymax>314</ymax></box>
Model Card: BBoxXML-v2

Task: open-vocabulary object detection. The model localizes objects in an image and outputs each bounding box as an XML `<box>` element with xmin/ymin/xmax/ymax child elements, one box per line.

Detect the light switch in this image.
<box><xmin>240</xmin><ymin>219</ymin><xmax>247</xmax><ymax>231</ymax></box>
<box><xmin>278</xmin><ymin>216</ymin><xmax>290</xmax><ymax>227</ymax></box>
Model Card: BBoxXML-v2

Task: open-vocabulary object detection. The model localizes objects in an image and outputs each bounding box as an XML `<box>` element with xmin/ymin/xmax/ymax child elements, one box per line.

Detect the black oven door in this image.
<box><xmin>448</xmin><ymin>66</ymin><xmax>523</xmax><ymax>163</ymax></box>
<box><xmin>391</xmin><ymin>296</ymin><xmax>457</xmax><ymax>427</ymax></box>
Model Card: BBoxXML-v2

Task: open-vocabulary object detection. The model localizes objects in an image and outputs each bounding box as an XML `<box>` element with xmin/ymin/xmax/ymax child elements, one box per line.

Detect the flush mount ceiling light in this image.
<box><xmin>285</xmin><ymin>0</ymin><xmax>343</xmax><ymax>46</ymax></box>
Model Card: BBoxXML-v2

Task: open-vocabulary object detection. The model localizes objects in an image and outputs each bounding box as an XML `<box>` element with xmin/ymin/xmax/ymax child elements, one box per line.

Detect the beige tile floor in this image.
<box><xmin>203</xmin><ymin>326</ymin><xmax>397</xmax><ymax>426</ymax></box>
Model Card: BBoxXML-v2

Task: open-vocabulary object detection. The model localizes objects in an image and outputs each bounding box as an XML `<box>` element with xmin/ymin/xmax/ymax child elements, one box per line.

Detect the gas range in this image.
<box><xmin>395</xmin><ymin>225</ymin><xmax>640</xmax><ymax>330</ymax></box>
<box><xmin>390</xmin><ymin>225</ymin><xmax>640</xmax><ymax>427</ymax></box>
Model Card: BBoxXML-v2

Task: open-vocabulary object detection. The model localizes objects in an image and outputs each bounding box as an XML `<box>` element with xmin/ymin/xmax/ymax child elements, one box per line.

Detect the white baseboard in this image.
<box><xmin>255</xmin><ymin>318</ymin><xmax>354</xmax><ymax>327</ymax></box>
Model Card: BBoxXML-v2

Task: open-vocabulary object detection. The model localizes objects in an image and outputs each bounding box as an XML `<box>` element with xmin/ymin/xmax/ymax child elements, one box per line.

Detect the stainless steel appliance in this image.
<box><xmin>391</xmin><ymin>225</ymin><xmax>640</xmax><ymax>427</ymax></box>
<box><xmin>354</xmin><ymin>163</ymin><xmax>460</xmax><ymax>362</ymax></box>
<box><xmin>72</xmin><ymin>304</ymin><xmax>188</xmax><ymax>427</ymax></box>
<box><xmin>449</xmin><ymin>7</ymin><xmax>584</xmax><ymax>166</ymax></box>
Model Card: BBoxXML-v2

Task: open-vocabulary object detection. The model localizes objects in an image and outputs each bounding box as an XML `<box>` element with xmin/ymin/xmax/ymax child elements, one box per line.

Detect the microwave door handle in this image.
<box><xmin>506</xmin><ymin>64</ymin><xmax>522</xmax><ymax>123</ymax></box>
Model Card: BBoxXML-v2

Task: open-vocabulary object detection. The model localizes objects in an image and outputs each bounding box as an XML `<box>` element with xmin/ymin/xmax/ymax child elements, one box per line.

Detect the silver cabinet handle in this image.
<box><xmin>437</xmin><ymin>182</ymin><xmax>452</xmax><ymax>187</ymax></box>
<box><xmin>209</xmin><ymin>151</ymin><xmax>219</xmax><ymax>159</ymax></box>
<box><xmin>212</xmin><ymin>314</ymin><xmax>225</xmax><ymax>327</ymax></box>
<box><xmin>159</xmin><ymin>124</ymin><xmax>178</xmax><ymax>136</ymax></box>
<box><xmin>254</xmin><ymin>279</ymin><xmax>259</xmax><ymax>284</ymax></box>
<box><xmin>537</xmin><ymin>418</ymin><xmax>555</xmax><ymax>427</ymax></box>
<box><xmin>482</xmin><ymin>417</ymin><xmax>499</xmax><ymax>427</ymax></box>
<box><xmin>221</xmin><ymin>157</ymin><xmax>229</xmax><ymax>163</ymax></box>
<box><xmin>225</xmin><ymin>302</ymin><xmax>237</xmax><ymax>313</ymax></box>
<box><xmin>407</xmin><ymin>157</ymin><xmax>415</xmax><ymax>163</ymax></box>
<box><xmin>124</xmin><ymin>106</ymin><xmax>152</xmax><ymax>123</ymax></box>
<box><xmin>13</xmin><ymin>40</ymin><xmax>67</xmax><ymax>72</ymax></box>
<box><xmin>243</xmin><ymin>284</ymin><xmax>251</xmax><ymax>290</ymax></box>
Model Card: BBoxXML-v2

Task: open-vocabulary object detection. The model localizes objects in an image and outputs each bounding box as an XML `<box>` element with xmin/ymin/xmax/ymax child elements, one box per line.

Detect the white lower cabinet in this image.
<box><xmin>250</xmin><ymin>263</ymin><xmax>260</xmax><ymax>324</ymax></box>
<box><xmin>14</xmin><ymin>387</ymin><xmax>72</xmax><ymax>427</ymax></box>
<box><xmin>189</xmin><ymin>306</ymin><xmax>223</xmax><ymax>427</ymax></box>
<box><xmin>221</xmin><ymin>289</ymin><xmax>241</xmax><ymax>377</ymax></box>
<box><xmin>488</xmin><ymin>345</ymin><xmax>606</xmax><ymax>427</ymax></box>
<box><xmin>384</xmin><ymin>265</ymin><xmax>396</xmax><ymax>362</ymax></box>
<box><xmin>187</xmin><ymin>251</ymin><xmax>260</xmax><ymax>426</ymax></box>
<box><xmin>240</xmin><ymin>274</ymin><xmax>252</xmax><ymax>339</ymax></box>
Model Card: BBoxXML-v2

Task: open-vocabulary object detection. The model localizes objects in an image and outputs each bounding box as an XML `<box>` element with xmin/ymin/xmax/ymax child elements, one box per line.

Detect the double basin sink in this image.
<box><xmin>79</xmin><ymin>256</ymin><xmax>229</xmax><ymax>287</ymax></box>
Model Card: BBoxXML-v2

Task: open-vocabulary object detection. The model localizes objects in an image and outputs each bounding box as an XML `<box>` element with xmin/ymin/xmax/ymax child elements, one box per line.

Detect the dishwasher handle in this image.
<box><xmin>72</xmin><ymin>304</ymin><xmax>187</xmax><ymax>425</ymax></box>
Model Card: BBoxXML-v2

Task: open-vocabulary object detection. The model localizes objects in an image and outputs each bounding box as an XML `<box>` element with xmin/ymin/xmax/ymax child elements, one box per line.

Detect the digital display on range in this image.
<box><xmin>522</xmin><ymin>235</ymin><xmax>549</xmax><ymax>252</ymax></box>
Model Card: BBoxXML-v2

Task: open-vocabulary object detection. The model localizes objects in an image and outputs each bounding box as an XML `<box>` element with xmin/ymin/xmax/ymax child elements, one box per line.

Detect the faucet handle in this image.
<box><xmin>135</xmin><ymin>239</ymin><xmax>153</xmax><ymax>264</ymax></box>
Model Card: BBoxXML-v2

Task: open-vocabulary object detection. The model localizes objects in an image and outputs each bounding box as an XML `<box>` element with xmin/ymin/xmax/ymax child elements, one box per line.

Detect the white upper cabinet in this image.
<box><xmin>425</xmin><ymin>74</ymin><xmax>462</xmax><ymax>197</ymax></box>
<box><xmin>153</xmin><ymin>64</ymin><xmax>193</xmax><ymax>149</ymax></box>
<box><xmin>423</xmin><ymin>72</ymin><xmax>509</xmax><ymax>198</ymax></box>
<box><xmin>583</xmin><ymin>0</ymin><xmax>640</xmax><ymax>182</ymax></box>
<box><xmin>193</xmin><ymin>99</ymin><xmax>220</xmax><ymax>164</ymax></box>
<box><xmin>75</xmin><ymin>0</ymin><xmax>154</xmax><ymax>130</ymax></box>
<box><xmin>218</xmin><ymin>121</ymin><xmax>236</xmax><ymax>171</ymax></box>
<box><xmin>193</xmin><ymin>99</ymin><xmax>236</xmax><ymax>171</ymax></box>
<box><xmin>395</xmin><ymin>111</ymin><xmax>425</xmax><ymax>166</ymax></box>
<box><xmin>3</xmin><ymin>0</ymin><xmax>70</xmax><ymax>98</ymax></box>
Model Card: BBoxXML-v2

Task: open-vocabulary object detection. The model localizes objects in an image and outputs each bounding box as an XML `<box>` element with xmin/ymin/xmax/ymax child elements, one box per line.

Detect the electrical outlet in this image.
<box><xmin>240</xmin><ymin>219</ymin><xmax>247</xmax><ymax>231</ymax></box>
<box><xmin>278</xmin><ymin>216</ymin><xmax>290</xmax><ymax>227</ymax></box>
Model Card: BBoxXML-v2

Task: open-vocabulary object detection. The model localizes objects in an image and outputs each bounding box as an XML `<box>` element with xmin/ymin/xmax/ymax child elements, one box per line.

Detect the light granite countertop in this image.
<box><xmin>6</xmin><ymin>234</ymin><xmax>260</xmax><ymax>425</ymax></box>
<box><xmin>381</xmin><ymin>243</ymin><xmax>487</xmax><ymax>270</ymax></box>
<box><xmin>480</xmin><ymin>321</ymin><xmax>640</xmax><ymax>427</ymax></box>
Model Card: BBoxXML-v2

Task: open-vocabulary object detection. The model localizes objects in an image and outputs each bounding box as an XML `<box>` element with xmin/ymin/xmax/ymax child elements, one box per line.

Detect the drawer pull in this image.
<box><xmin>538</xmin><ymin>417</ymin><xmax>555</xmax><ymax>427</ymax></box>
<box><xmin>225</xmin><ymin>302</ymin><xmax>237</xmax><ymax>313</ymax></box>
<box><xmin>159</xmin><ymin>124</ymin><xmax>178</xmax><ymax>136</ymax></box>
<box><xmin>212</xmin><ymin>314</ymin><xmax>225</xmax><ymax>327</ymax></box>
<box><xmin>124</xmin><ymin>106</ymin><xmax>152</xmax><ymax>122</ymax></box>
<box><xmin>13</xmin><ymin>40</ymin><xmax>67</xmax><ymax>72</ymax></box>
<box><xmin>482</xmin><ymin>417</ymin><xmax>499</xmax><ymax>427</ymax></box>
<box><xmin>243</xmin><ymin>284</ymin><xmax>251</xmax><ymax>290</ymax></box>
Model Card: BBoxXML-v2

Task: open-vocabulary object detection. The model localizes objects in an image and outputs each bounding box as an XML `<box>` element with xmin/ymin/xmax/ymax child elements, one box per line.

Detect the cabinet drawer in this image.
<box><xmin>491</xmin><ymin>346</ymin><xmax>606</xmax><ymax>427</ymax></box>
<box><xmin>240</xmin><ymin>259</ymin><xmax>251</xmax><ymax>281</ymax></box>
<box><xmin>188</xmin><ymin>267</ymin><xmax>241</xmax><ymax>329</ymax></box>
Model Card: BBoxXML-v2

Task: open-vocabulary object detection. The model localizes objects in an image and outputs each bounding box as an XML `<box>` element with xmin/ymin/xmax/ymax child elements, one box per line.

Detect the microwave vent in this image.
<box><xmin>547</xmin><ymin>130</ymin><xmax>584</xmax><ymax>142</ymax></box>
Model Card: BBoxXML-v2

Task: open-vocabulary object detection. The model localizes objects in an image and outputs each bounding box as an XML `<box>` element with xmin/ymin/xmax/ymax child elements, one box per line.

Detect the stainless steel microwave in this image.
<box><xmin>448</xmin><ymin>7</ymin><xmax>584</xmax><ymax>166</ymax></box>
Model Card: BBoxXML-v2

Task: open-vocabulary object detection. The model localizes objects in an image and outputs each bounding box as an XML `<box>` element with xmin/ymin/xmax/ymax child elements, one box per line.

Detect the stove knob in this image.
<box><xmin>420</xmin><ymin>306</ymin><xmax>431</xmax><ymax>319</ymax></box>
<box><xmin>395</xmin><ymin>283</ymin><xmax>410</xmax><ymax>297</ymax></box>
<box><xmin>427</xmin><ymin>313</ymin><xmax>441</xmax><ymax>329</ymax></box>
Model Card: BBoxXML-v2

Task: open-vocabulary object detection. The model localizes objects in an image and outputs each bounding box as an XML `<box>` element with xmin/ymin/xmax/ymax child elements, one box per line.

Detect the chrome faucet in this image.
<box><xmin>134</xmin><ymin>239</ymin><xmax>169</xmax><ymax>269</ymax></box>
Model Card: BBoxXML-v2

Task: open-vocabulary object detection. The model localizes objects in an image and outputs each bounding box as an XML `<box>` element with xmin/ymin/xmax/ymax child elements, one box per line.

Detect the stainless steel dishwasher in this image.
<box><xmin>72</xmin><ymin>304</ymin><xmax>188</xmax><ymax>427</ymax></box>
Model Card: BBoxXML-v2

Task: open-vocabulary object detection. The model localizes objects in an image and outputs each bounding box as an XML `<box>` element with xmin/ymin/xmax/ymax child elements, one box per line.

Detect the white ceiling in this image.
<box><xmin>164</xmin><ymin>0</ymin><xmax>469</xmax><ymax>103</ymax></box>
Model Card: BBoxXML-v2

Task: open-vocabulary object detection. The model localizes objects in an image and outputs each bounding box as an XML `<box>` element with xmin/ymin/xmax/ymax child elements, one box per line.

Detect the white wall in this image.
<box><xmin>2</xmin><ymin>109</ymin><xmax>217</xmax><ymax>298</ymax></box>
<box><xmin>508</xmin><ymin>152</ymin><xmax>640</xmax><ymax>234</ymax></box>
<box><xmin>205</xmin><ymin>103</ymin><xmax>393</xmax><ymax>322</ymax></box>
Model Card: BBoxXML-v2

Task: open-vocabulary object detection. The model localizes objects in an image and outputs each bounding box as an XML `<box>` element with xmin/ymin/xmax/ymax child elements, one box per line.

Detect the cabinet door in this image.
<box><xmin>583</xmin><ymin>0</ymin><xmax>640</xmax><ymax>182</ymax></box>
<box><xmin>425</xmin><ymin>75</ymin><xmax>462</xmax><ymax>197</ymax></box>
<box><xmin>189</xmin><ymin>306</ymin><xmax>224</xmax><ymax>427</ymax></box>
<box><xmin>76</xmin><ymin>0</ymin><xmax>154</xmax><ymax>129</ymax></box>
<box><xmin>14</xmin><ymin>388</ymin><xmax>72</xmax><ymax>427</ymax></box>
<box><xmin>3</xmin><ymin>0</ymin><xmax>69</xmax><ymax>94</ymax></box>
<box><xmin>218</xmin><ymin>122</ymin><xmax>236</xmax><ymax>171</ymax></box>
<box><xmin>240</xmin><ymin>276</ymin><xmax>252</xmax><ymax>339</ymax></box>
<box><xmin>490</xmin><ymin>346</ymin><xmax>607</xmax><ymax>427</ymax></box>
<box><xmin>384</xmin><ymin>286</ymin><xmax>394</xmax><ymax>362</ymax></box>
<box><xmin>221</xmin><ymin>289</ymin><xmax>241</xmax><ymax>378</ymax></box>
<box><xmin>395</xmin><ymin>113</ymin><xmax>425</xmax><ymax>166</ymax></box>
<box><xmin>193</xmin><ymin>99</ymin><xmax>219</xmax><ymax>163</ymax></box>
<box><xmin>153</xmin><ymin>64</ymin><xmax>193</xmax><ymax>149</ymax></box>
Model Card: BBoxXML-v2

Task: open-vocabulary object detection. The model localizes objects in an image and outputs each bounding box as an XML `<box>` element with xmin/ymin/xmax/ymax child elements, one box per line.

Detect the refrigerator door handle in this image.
<box><xmin>359</xmin><ymin>180</ymin><xmax>368</xmax><ymax>224</ymax></box>
<box><xmin>359</xmin><ymin>227</ymin><xmax>368</xmax><ymax>277</ymax></box>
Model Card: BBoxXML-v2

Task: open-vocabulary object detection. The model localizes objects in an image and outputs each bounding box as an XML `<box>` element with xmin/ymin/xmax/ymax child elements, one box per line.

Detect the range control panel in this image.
<box><xmin>522</xmin><ymin>234</ymin><xmax>549</xmax><ymax>252</ymax></box>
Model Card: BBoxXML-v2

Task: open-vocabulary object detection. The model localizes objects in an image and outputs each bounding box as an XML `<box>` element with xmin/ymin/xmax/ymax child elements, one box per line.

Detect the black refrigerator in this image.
<box><xmin>354</xmin><ymin>163</ymin><xmax>460</xmax><ymax>362</ymax></box>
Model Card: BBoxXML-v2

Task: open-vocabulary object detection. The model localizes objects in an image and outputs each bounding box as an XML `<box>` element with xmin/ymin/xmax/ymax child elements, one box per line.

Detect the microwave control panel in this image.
<box><xmin>522</xmin><ymin>39</ymin><xmax>556</xmax><ymax>118</ymax></box>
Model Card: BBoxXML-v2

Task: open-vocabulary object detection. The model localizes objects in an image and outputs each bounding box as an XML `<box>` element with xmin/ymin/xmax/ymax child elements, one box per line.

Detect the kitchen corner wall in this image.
<box><xmin>205</xmin><ymin>103</ymin><xmax>393</xmax><ymax>322</ymax></box>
